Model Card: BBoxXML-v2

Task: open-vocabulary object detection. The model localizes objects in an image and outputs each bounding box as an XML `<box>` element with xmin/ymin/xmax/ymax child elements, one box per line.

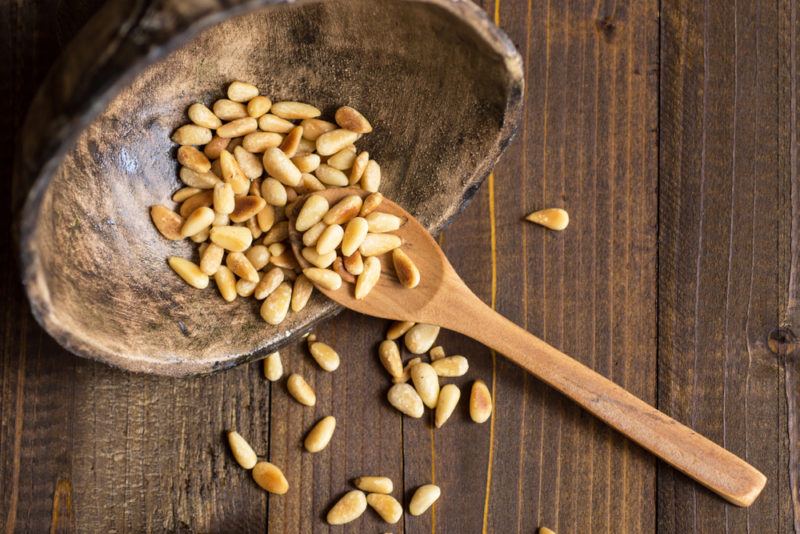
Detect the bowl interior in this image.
<box><xmin>31</xmin><ymin>0</ymin><xmax>518</xmax><ymax>375</ymax></box>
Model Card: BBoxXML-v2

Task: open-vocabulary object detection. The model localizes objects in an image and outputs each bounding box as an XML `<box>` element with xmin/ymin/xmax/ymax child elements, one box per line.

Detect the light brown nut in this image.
<box><xmin>234</xmin><ymin>145</ymin><xmax>263</xmax><ymax>179</ymax></box>
<box><xmin>204</xmin><ymin>135</ymin><xmax>230</xmax><ymax>159</ymax></box>
<box><xmin>213</xmin><ymin>182</ymin><xmax>235</xmax><ymax>214</ymax></box>
<box><xmin>431</xmin><ymin>356</ymin><xmax>468</xmax><ymax>377</ymax></box>
<box><xmin>268</xmin><ymin>242</ymin><xmax>286</xmax><ymax>257</ymax></box>
<box><xmin>410</xmin><ymin>362</ymin><xmax>440</xmax><ymax>409</ymax></box>
<box><xmin>295</xmin><ymin>194</ymin><xmax>329</xmax><ymax>231</ymax></box>
<box><xmin>291</xmin><ymin>274</ymin><xmax>313</xmax><ymax>312</ymax></box>
<box><xmin>349</xmin><ymin>151</ymin><xmax>369</xmax><ymax>185</ymax></box>
<box><xmin>343</xmin><ymin>251</ymin><xmax>364</xmax><ymax>276</ymax></box>
<box><xmin>230</xmin><ymin>196</ymin><xmax>266</xmax><ymax>223</ymax></box>
<box><xmin>315</xmin><ymin>224</ymin><xmax>344</xmax><ymax>255</ymax></box>
<box><xmin>361</xmin><ymin>160</ymin><xmax>381</xmax><ymax>192</ymax></box>
<box><xmin>243</xmin><ymin>131</ymin><xmax>283</xmax><ymax>152</ymax></box>
<box><xmin>316</xmin><ymin>129</ymin><xmax>359</xmax><ymax>156</ymax></box>
<box><xmin>327</xmin><ymin>147</ymin><xmax>357</xmax><ymax>170</ymax></box>
<box><xmin>252</xmin><ymin>461</ymin><xmax>289</xmax><ymax>495</ymax></box>
<box><xmin>245</xmin><ymin>245</ymin><xmax>271</xmax><ymax>270</ymax></box>
<box><xmin>217</xmin><ymin>117</ymin><xmax>258</xmax><ymax>138</ymax></box>
<box><xmin>200</xmin><ymin>243</ymin><xmax>225</xmax><ymax>275</ymax></box>
<box><xmin>409</xmin><ymin>485</ymin><xmax>441</xmax><ymax>516</ymax></box>
<box><xmin>387</xmin><ymin>383</ymin><xmax>424</xmax><ymax>417</ymax></box>
<box><xmin>189</xmin><ymin>226</ymin><xmax>210</xmax><ymax>243</ymax></box>
<box><xmin>263</xmin><ymin>351</ymin><xmax>282</xmax><ymax>381</ymax></box>
<box><xmin>378</xmin><ymin>340</ymin><xmax>403</xmax><ymax>378</ymax></box>
<box><xmin>172</xmin><ymin>187</ymin><xmax>201</xmax><ymax>203</ymax></box>
<box><xmin>256</xmin><ymin>204</ymin><xmax>276</xmax><ymax>232</ymax></box>
<box><xmin>214</xmin><ymin>266</ymin><xmax>237</xmax><ymax>302</ymax></box>
<box><xmin>525</xmin><ymin>208</ymin><xmax>569</xmax><ymax>231</ymax></box>
<box><xmin>429</xmin><ymin>346</ymin><xmax>446</xmax><ymax>361</ymax></box>
<box><xmin>280</xmin><ymin>268</ymin><xmax>298</xmax><ymax>281</ymax></box>
<box><xmin>210</xmin><ymin>157</ymin><xmax>223</xmax><ymax>177</ymax></box>
<box><xmin>300</xmin><ymin>118</ymin><xmax>337</xmax><ymax>140</ymax></box>
<box><xmin>271</xmin><ymin>101</ymin><xmax>321</xmax><ymax>120</ymax></box>
<box><xmin>335</xmin><ymin>106</ymin><xmax>373</xmax><ymax>133</ymax></box>
<box><xmin>227</xmin><ymin>80</ymin><xmax>259</xmax><ymax>102</ymax></box>
<box><xmin>226</xmin><ymin>252</ymin><xmax>259</xmax><ymax>283</ymax></box>
<box><xmin>247</xmin><ymin>95</ymin><xmax>271</xmax><ymax>117</ymax></box>
<box><xmin>180</xmin><ymin>166</ymin><xmax>220</xmax><ymax>189</ymax></box>
<box><xmin>327</xmin><ymin>490</ymin><xmax>367</xmax><ymax>525</ymax></box>
<box><xmin>392</xmin><ymin>248</ymin><xmax>420</xmax><ymax>289</ymax></box>
<box><xmin>287</xmin><ymin>373</ymin><xmax>316</xmax><ymax>406</ymax></box>
<box><xmin>300</xmin><ymin>172</ymin><xmax>326</xmax><ymax>192</ymax></box>
<box><xmin>172</xmin><ymin>124</ymin><xmax>212</xmax><ymax>145</ymax></box>
<box><xmin>393</xmin><ymin>357</ymin><xmax>422</xmax><ymax>384</ymax></box>
<box><xmin>302</xmin><ymin>221</ymin><xmax>327</xmax><ymax>247</ymax></box>
<box><xmin>309</xmin><ymin>340</ymin><xmax>340</xmax><ymax>371</ymax></box>
<box><xmin>271</xmin><ymin>251</ymin><xmax>298</xmax><ymax>270</ymax></box>
<box><xmin>227</xmin><ymin>137</ymin><xmax>243</xmax><ymax>151</ymax></box>
<box><xmin>315</xmin><ymin>164</ymin><xmax>349</xmax><ymax>186</ymax></box>
<box><xmin>181</xmin><ymin>206</ymin><xmax>215</xmax><ymax>238</ymax></box>
<box><xmin>359</xmin><ymin>233</ymin><xmax>402</xmax><ymax>256</ymax></box>
<box><xmin>332</xmin><ymin>257</ymin><xmax>356</xmax><ymax>284</ymax></box>
<box><xmin>257</xmin><ymin>113</ymin><xmax>295</xmax><ymax>133</ymax></box>
<box><xmin>210</xmin><ymin>225</ymin><xmax>253</xmax><ymax>252</ymax></box>
<box><xmin>179</xmin><ymin>190</ymin><xmax>214</xmax><ymax>217</ymax></box>
<box><xmin>261</xmin><ymin>178</ymin><xmax>288</xmax><ymax>207</ymax></box>
<box><xmin>323</xmin><ymin>195</ymin><xmax>363</xmax><ymax>225</ymax></box>
<box><xmin>178</xmin><ymin>145</ymin><xmax>211</xmax><ymax>173</ymax></box>
<box><xmin>260</xmin><ymin>281</ymin><xmax>292</xmax><ymax>324</ymax></box>
<box><xmin>387</xmin><ymin>320</ymin><xmax>414</xmax><ymax>340</ymax></box>
<box><xmin>470</xmin><ymin>379</ymin><xmax>493</xmax><ymax>423</ymax></box>
<box><xmin>262</xmin><ymin>147</ymin><xmax>302</xmax><ymax>186</ymax></box>
<box><xmin>236</xmin><ymin>277</ymin><xmax>258</xmax><ymax>297</ymax></box>
<box><xmin>302</xmin><ymin>247</ymin><xmax>335</xmax><ymax>269</ymax></box>
<box><xmin>366</xmin><ymin>494</ymin><xmax>402</xmax><ymax>524</ymax></box>
<box><xmin>354</xmin><ymin>476</ymin><xmax>393</xmax><ymax>494</ymax></box>
<box><xmin>227</xmin><ymin>431</ymin><xmax>257</xmax><ymax>469</ymax></box>
<box><xmin>355</xmin><ymin>256</ymin><xmax>381</xmax><ymax>299</ymax></box>
<box><xmin>188</xmin><ymin>102</ymin><xmax>222</xmax><ymax>129</ymax></box>
<box><xmin>366</xmin><ymin>212</ymin><xmax>403</xmax><ymax>233</ymax></box>
<box><xmin>279</xmin><ymin>125</ymin><xmax>303</xmax><ymax>158</ymax></box>
<box><xmin>213</xmin><ymin>211</ymin><xmax>230</xmax><ymax>227</ymax></box>
<box><xmin>246</xmin><ymin>215</ymin><xmax>264</xmax><ymax>237</ymax></box>
<box><xmin>150</xmin><ymin>205</ymin><xmax>183</xmax><ymax>240</ymax></box>
<box><xmin>304</xmin><ymin>415</ymin><xmax>336</xmax><ymax>453</ymax></box>
<box><xmin>254</xmin><ymin>267</ymin><xmax>284</xmax><ymax>300</ymax></box>
<box><xmin>538</xmin><ymin>528</ymin><xmax>556</xmax><ymax>534</ymax></box>
<box><xmin>219</xmin><ymin>150</ymin><xmax>250</xmax><ymax>195</ymax></box>
<box><xmin>291</xmin><ymin>153</ymin><xmax>321</xmax><ymax>173</ymax></box>
<box><xmin>168</xmin><ymin>257</ymin><xmax>209</xmax><ymax>289</ymax></box>
<box><xmin>360</xmin><ymin>192</ymin><xmax>384</xmax><ymax>216</ymax></box>
<box><xmin>404</xmin><ymin>323</ymin><xmax>440</xmax><ymax>354</ymax></box>
<box><xmin>285</xmin><ymin>186</ymin><xmax>298</xmax><ymax>203</ymax></box>
<box><xmin>296</xmin><ymin>137</ymin><xmax>317</xmax><ymax>155</ymax></box>
<box><xmin>303</xmin><ymin>268</ymin><xmax>342</xmax><ymax>290</ymax></box>
<box><xmin>213</xmin><ymin>99</ymin><xmax>248</xmax><ymax>120</ymax></box>
<box><xmin>435</xmin><ymin>384</ymin><xmax>461</xmax><ymax>428</ymax></box>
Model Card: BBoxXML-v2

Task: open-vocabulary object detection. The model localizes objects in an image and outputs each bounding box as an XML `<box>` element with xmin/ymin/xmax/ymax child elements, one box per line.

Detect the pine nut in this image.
<box><xmin>271</xmin><ymin>101</ymin><xmax>321</xmax><ymax>120</ymax></box>
<box><xmin>181</xmin><ymin>206</ymin><xmax>215</xmax><ymax>237</ymax></box>
<box><xmin>213</xmin><ymin>211</ymin><xmax>229</xmax><ymax>227</ymax></box>
<box><xmin>150</xmin><ymin>205</ymin><xmax>183</xmax><ymax>240</ymax></box>
<box><xmin>302</xmin><ymin>221</ymin><xmax>328</xmax><ymax>247</ymax></box>
<box><xmin>431</xmin><ymin>356</ymin><xmax>468</xmax><ymax>377</ymax></box>
<box><xmin>227</xmin><ymin>80</ymin><xmax>259</xmax><ymax>102</ymax></box>
<box><xmin>361</xmin><ymin>160</ymin><xmax>381</xmax><ymax>192</ymax></box>
<box><xmin>227</xmin><ymin>137</ymin><xmax>243</xmax><ymax>151</ymax></box>
<box><xmin>210</xmin><ymin>225</ymin><xmax>252</xmax><ymax>252</ymax></box>
<box><xmin>226</xmin><ymin>252</ymin><xmax>259</xmax><ymax>283</ymax></box>
<box><xmin>393</xmin><ymin>357</ymin><xmax>421</xmax><ymax>384</ymax></box>
<box><xmin>200</xmin><ymin>243</ymin><xmax>224</xmax><ymax>275</ymax></box>
<box><xmin>262</xmin><ymin>147</ymin><xmax>302</xmax><ymax>186</ymax></box>
<box><xmin>179</xmin><ymin>190</ymin><xmax>214</xmax><ymax>217</ymax></box>
<box><xmin>280</xmin><ymin>268</ymin><xmax>298</xmax><ymax>281</ymax></box>
<box><xmin>226</xmin><ymin>431</ymin><xmax>257</xmax><ymax>469</ymax></box>
<box><xmin>429</xmin><ymin>346</ymin><xmax>446</xmax><ymax>361</ymax></box>
<box><xmin>263</xmin><ymin>351</ymin><xmax>282</xmax><ymax>381</ymax></box>
<box><xmin>215</xmin><ymin>265</ymin><xmax>237</xmax><ymax>302</ymax></box>
<box><xmin>366</xmin><ymin>494</ymin><xmax>402</xmax><ymax>524</ymax></box>
<box><xmin>252</xmin><ymin>461</ymin><xmax>289</xmax><ymax>495</ymax></box>
<box><xmin>246</xmin><ymin>217</ymin><xmax>262</xmax><ymax>239</ymax></box>
<box><xmin>300</xmin><ymin>118</ymin><xmax>337</xmax><ymax>140</ymax></box>
<box><xmin>295</xmin><ymin>194</ymin><xmax>329</xmax><ymax>231</ymax></box>
<box><xmin>404</xmin><ymin>324</ymin><xmax>440</xmax><ymax>354</ymax></box>
<box><xmin>243</xmin><ymin>131</ymin><xmax>283</xmax><ymax>152</ymax></box>
<box><xmin>309</xmin><ymin>340</ymin><xmax>340</xmax><ymax>371</ymax></box>
<box><xmin>217</xmin><ymin>117</ymin><xmax>258</xmax><ymax>138</ymax></box>
<box><xmin>261</xmin><ymin>178</ymin><xmax>288</xmax><ymax>206</ymax></box>
<box><xmin>291</xmin><ymin>153</ymin><xmax>321</xmax><ymax>173</ymax></box>
<box><xmin>316</xmin><ymin>224</ymin><xmax>344</xmax><ymax>255</ymax></box>
<box><xmin>303</xmin><ymin>268</ymin><xmax>342</xmax><ymax>290</ymax></box>
<box><xmin>188</xmin><ymin>103</ymin><xmax>222</xmax><ymax>129</ymax></box>
<box><xmin>230</xmin><ymin>195</ymin><xmax>266</xmax><ymax>223</ymax></box>
<box><xmin>245</xmin><ymin>245</ymin><xmax>270</xmax><ymax>270</ymax></box>
<box><xmin>469</xmin><ymin>379</ymin><xmax>493</xmax><ymax>423</ymax></box>
<box><xmin>189</xmin><ymin>226</ymin><xmax>210</xmax><ymax>243</ymax></box>
<box><xmin>213</xmin><ymin>182</ymin><xmax>235</xmax><ymax>214</ymax></box>
<box><xmin>172</xmin><ymin>124</ymin><xmax>212</xmax><ymax>145</ymax></box>
<box><xmin>355</xmin><ymin>256</ymin><xmax>381</xmax><ymax>299</ymax></box>
<box><xmin>435</xmin><ymin>384</ymin><xmax>460</xmax><ymax>428</ymax></box>
<box><xmin>366</xmin><ymin>212</ymin><xmax>403</xmax><ymax>233</ymax></box>
<box><xmin>300</xmin><ymin>172</ymin><xmax>326</xmax><ymax>192</ymax></box>
<box><xmin>409</xmin><ymin>485</ymin><xmax>440</xmax><ymax>516</ymax></box>
<box><xmin>172</xmin><ymin>187</ymin><xmax>202</xmax><ymax>203</ymax></box>
<box><xmin>287</xmin><ymin>373</ymin><xmax>316</xmax><ymax>406</ymax></box>
<box><xmin>279</xmin><ymin>126</ymin><xmax>303</xmax><ymax>158</ymax></box>
<box><xmin>180</xmin><ymin>166</ymin><xmax>220</xmax><ymax>189</ymax></box>
<box><xmin>387</xmin><ymin>383</ymin><xmax>424</xmax><ymax>417</ymax></box>
<box><xmin>258</xmin><ymin>113</ymin><xmax>295</xmax><ymax>133</ymax></box>
<box><xmin>335</xmin><ymin>106</ymin><xmax>373</xmax><ymax>134</ymax></box>
<box><xmin>343</xmin><ymin>251</ymin><xmax>364</xmax><ymax>276</ymax></box>
<box><xmin>359</xmin><ymin>233</ymin><xmax>401</xmax><ymax>256</ymax></box>
<box><xmin>378</xmin><ymin>340</ymin><xmax>403</xmax><ymax>378</ymax></box>
<box><xmin>350</xmin><ymin>151</ymin><xmax>369</xmax><ymax>185</ymax></box>
<box><xmin>323</xmin><ymin>195</ymin><xmax>363</xmax><ymax>225</ymax></box>
<box><xmin>247</xmin><ymin>95</ymin><xmax>272</xmax><ymax>118</ymax></box>
<box><xmin>268</xmin><ymin>242</ymin><xmax>286</xmax><ymax>257</ymax></box>
<box><xmin>387</xmin><ymin>321</ymin><xmax>414</xmax><ymax>340</ymax></box>
<box><xmin>304</xmin><ymin>415</ymin><xmax>336</xmax><ymax>452</ymax></box>
<box><xmin>354</xmin><ymin>476</ymin><xmax>393</xmax><ymax>494</ymax></box>
<box><xmin>316</xmin><ymin>129</ymin><xmax>359</xmax><ymax>156</ymax></box>
<box><xmin>236</xmin><ymin>277</ymin><xmax>258</xmax><ymax>297</ymax></box>
<box><xmin>271</xmin><ymin>252</ymin><xmax>298</xmax><ymax>271</ymax></box>
<box><xmin>332</xmin><ymin>257</ymin><xmax>356</xmax><ymax>283</ymax></box>
<box><xmin>525</xmin><ymin>208</ymin><xmax>569</xmax><ymax>231</ymax></box>
<box><xmin>256</xmin><ymin>204</ymin><xmax>275</xmax><ymax>232</ymax></box>
<box><xmin>285</xmin><ymin>186</ymin><xmax>298</xmax><ymax>203</ymax></box>
<box><xmin>291</xmin><ymin>274</ymin><xmax>313</xmax><ymax>311</ymax></box>
<box><xmin>168</xmin><ymin>257</ymin><xmax>209</xmax><ymax>289</ymax></box>
<box><xmin>327</xmin><ymin>490</ymin><xmax>367</xmax><ymax>525</ymax></box>
<box><xmin>315</xmin><ymin>164</ymin><xmax>349</xmax><ymax>186</ymax></box>
<box><xmin>254</xmin><ymin>267</ymin><xmax>284</xmax><ymax>300</ymax></box>
<box><xmin>234</xmin><ymin>145</ymin><xmax>263</xmax><ymax>179</ymax></box>
<box><xmin>360</xmin><ymin>192</ymin><xmax>384</xmax><ymax>216</ymax></box>
<box><xmin>204</xmin><ymin>135</ymin><xmax>230</xmax><ymax>159</ymax></box>
<box><xmin>392</xmin><ymin>248</ymin><xmax>420</xmax><ymax>288</ymax></box>
<box><xmin>219</xmin><ymin>150</ymin><xmax>250</xmax><ymax>194</ymax></box>
<box><xmin>178</xmin><ymin>146</ymin><xmax>212</xmax><ymax>173</ymax></box>
<box><xmin>213</xmin><ymin>99</ymin><xmax>248</xmax><ymax>120</ymax></box>
<box><xmin>326</xmin><ymin>147</ymin><xmax>357</xmax><ymax>170</ymax></box>
<box><xmin>260</xmin><ymin>281</ymin><xmax>292</xmax><ymax>324</ymax></box>
<box><xmin>410</xmin><ymin>362</ymin><xmax>440</xmax><ymax>409</ymax></box>
<box><xmin>539</xmin><ymin>528</ymin><xmax>556</xmax><ymax>534</ymax></box>
<box><xmin>302</xmin><ymin>247</ymin><xmax>336</xmax><ymax>269</ymax></box>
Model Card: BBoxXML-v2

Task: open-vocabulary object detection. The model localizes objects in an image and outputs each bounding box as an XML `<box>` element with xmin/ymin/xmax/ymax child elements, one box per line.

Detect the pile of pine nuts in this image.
<box><xmin>152</xmin><ymin>80</ymin><xmax>385</xmax><ymax>324</ymax></box>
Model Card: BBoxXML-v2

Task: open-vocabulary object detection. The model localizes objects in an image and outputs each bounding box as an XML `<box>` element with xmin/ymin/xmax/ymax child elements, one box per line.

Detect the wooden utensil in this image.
<box><xmin>288</xmin><ymin>188</ymin><xmax>767</xmax><ymax>508</ymax></box>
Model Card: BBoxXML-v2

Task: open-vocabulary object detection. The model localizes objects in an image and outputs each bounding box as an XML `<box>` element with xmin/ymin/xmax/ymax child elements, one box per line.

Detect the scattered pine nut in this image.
<box><xmin>435</xmin><ymin>384</ymin><xmax>461</xmax><ymax>428</ymax></box>
<box><xmin>261</xmin><ymin>177</ymin><xmax>288</xmax><ymax>206</ymax></box>
<box><xmin>404</xmin><ymin>324</ymin><xmax>440</xmax><ymax>354</ymax></box>
<box><xmin>172</xmin><ymin>124</ymin><xmax>212</xmax><ymax>145</ymax></box>
<box><xmin>246</xmin><ymin>95</ymin><xmax>271</xmax><ymax>118</ymax></box>
<box><xmin>295</xmin><ymin>194</ymin><xmax>329</xmax><ymax>231</ymax></box>
<box><xmin>359</xmin><ymin>233</ymin><xmax>401</xmax><ymax>256</ymax></box>
<box><xmin>525</xmin><ymin>208</ymin><xmax>569</xmax><ymax>231</ymax></box>
<box><xmin>303</xmin><ymin>268</ymin><xmax>342</xmax><ymax>290</ymax></box>
<box><xmin>204</xmin><ymin>135</ymin><xmax>230</xmax><ymax>159</ymax></box>
<box><xmin>252</xmin><ymin>461</ymin><xmax>289</xmax><ymax>495</ymax></box>
<box><xmin>410</xmin><ymin>362</ymin><xmax>440</xmax><ymax>409</ymax></box>
<box><xmin>213</xmin><ymin>99</ymin><xmax>248</xmax><ymax>120</ymax></box>
<box><xmin>316</xmin><ymin>129</ymin><xmax>359</xmax><ymax>156</ymax></box>
<box><xmin>262</xmin><ymin>147</ymin><xmax>302</xmax><ymax>186</ymax></box>
<box><xmin>243</xmin><ymin>131</ymin><xmax>283</xmax><ymax>151</ymax></box>
<box><xmin>188</xmin><ymin>103</ymin><xmax>222</xmax><ymax>129</ymax></box>
<box><xmin>236</xmin><ymin>277</ymin><xmax>258</xmax><ymax>297</ymax></box>
<box><xmin>308</xmin><ymin>339</ymin><xmax>340</xmax><ymax>371</ymax></box>
<box><xmin>200</xmin><ymin>243</ymin><xmax>224</xmax><ymax>275</ymax></box>
<box><xmin>213</xmin><ymin>182</ymin><xmax>235</xmax><ymax>214</ymax></box>
<box><xmin>343</xmin><ymin>251</ymin><xmax>364</xmax><ymax>276</ymax></box>
<box><xmin>177</xmin><ymin>146</ymin><xmax>211</xmax><ymax>173</ymax></box>
<box><xmin>365</xmin><ymin>212</ymin><xmax>403</xmax><ymax>233</ymax></box>
<box><xmin>292</xmin><ymin>153</ymin><xmax>321</xmax><ymax>173</ymax></box>
<box><xmin>254</xmin><ymin>267</ymin><xmax>284</xmax><ymax>300</ymax></box>
<box><xmin>260</xmin><ymin>282</ymin><xmax>292</xmax><ymax>324</ymax></box>
<box><xmin>291</xmin><ymin>274</ymin><xmax>313</xmax><ymax>312</ymax></box>
<box><xmin>287</xmin><ymin>373</ymin><xmax>316</xmax><ymax>406</ymax></box>
<box><xmin>210</xmin><ymin>226</ymin><xmax>252</xmax><ymax>251</ymax></box>
<box><xmin>304</xmin><ymin>416</ymin><xmax>336</xmax><ymax>452</ymax></box>
<box><xmin>387</xmin><ymin>383</ymin><xmax>424</xmax><ymax>418</ymax></box>
<box><xmin>366</xmin><ymin>494</ymin><xmax>402</xmax><ymax>524</ymax></box>
<box><xmin>180</xmin><ymin>167</ymin><xmax>220</xmax><ymax>189</ymax></box>
<box><xmin>219</xmin><ymin>150</ymin><xmax>250</xmax><ymax>194</ymax></box>
<box><xmin>315</xmin><ymin>164</ymin><xmax>349</xmax><ymax>186</ymax></box>
<box><xmin>263</xmin><ymin>351</ymin><xmax>283</xmax><ymax>381</ymax></box>
<box><xmin>341</xmin><ymin>217</ymin><xmax>369</xmax><ymax>256</ymax></box>
<box><xmin>245</xmin><ymin>245</ymin><xmax>270</xmax><ymax>270</ymax></box>
<box><xmin>469</xmin><ymin>379</ymin><xmax>493</xmax><ymax>423</ymax></box>
<box><xmin>350</xmin><ymin>151</ymin><xmax>369</xmax><ymax>185</ymax></box>
<box><xmin>332</xmin><ymin>257</ymin><xmax>356</xmax><ymax>284</ymax></box>
<box><xmin>409</xmin><ymin>485</ymin><xmax>441</xmax><ymax>516</ymax></box>
<box><xmin>168</xmin><ymin>257</ymin><xmax>209</xmax><ymax>289</ymax></box>
<box><xmin>233</xmin><ymin>145</ymin><xmax>263</xmax><ymax>179</ymax></box>
<box><xmin>227</xmin><ymin>431</ymin><xmax>257</xmax><ymax>469</ymax></box>
<box><xmin>300</xmin><ymin>118</ymin><xmax>337</xmax><ymax>140</ymax></box>
<box><xmin>429</xmin><ymin>346</ymin><xmax>446</xmax><ymax>361</ymax></box>
<box><xmin>361</xmin><ymin>160</ymin><xmax>381</xmax><ymax>192</ymax></box>
<box><xmin>271</xmin><ymin>101</ymin><xmax>321</xmax><ymax>120</ymax></box>
<box><xmin>217</xmin><ymin>117</ymin><xmax>258</xmax><ymax>138</ymax></box>
<box><xmin>335</xmin><ymin>106</ymin><xmax>373</xmax><ymax>133</ymax></box>
<box><xmin>316</xmin><ymin>224</ymin><xmax>344</xmax><ymax>255</ymax></box>
<box><xmin>302</xmin><ymin>221</ymin><xmax>328</xmax><ymax>247</ymax></box>
<box><xmin>355</xmin><ymin>256</ymin><xmax>381</xmax><ymax>299</ymax></box>
<box><xmin>179</xmin><ymin>190</ymin><xmax>213</xmax><ymax>217</ymax></box>
<box><xmin>327</xmin><ymin>147</ymin><xmax>357</xmax><ymax>170</ymax></box>
<box><xmin>150</xmin><ymin>205</ymin><xmax>183</xmax><ymax>240</ymax></box>
<box><xmin>226</xmin><ymin>252</ymin><xmax>259</xmax><ymax>283</ymax></box>
<box><xmin>280</xmin><ymin>125</ymin><xmax>304</xmax><ymax>157</ymax></box>
<box><xmin>392</xmin><ymin>248</ymin><xmax>420</xmax><ymax>288</ymax></box>
<box><xmin>227</xmin><ymin>81</ymin><xmax>259</xmax><ymax>102</ymax></box>
<box><xmin>301</xmin><ymin>247</ymin><xmax>336</xmax><ymax>269</ymax></box>
<box><xmin>323</xmin><ymin>195</ymin><xmax>363</xmax><ymax>225</ymax></box>
<box><xmin>378</xmin><ymin>340</ymin><xmax>403</xmax><ymax>379</ymax></box>
<box><xmin>386</xmin><ymin>320</ymin><xmax>414</xmax><ymax>340</ymax></box>
<box><xmin>354</xmin><ymin>476</ymin><xmax>393</xmax><ymax>494</ymax></box>
<box><xmin>180</xmin><ymin>206</ymin><xmax>215</xmax><ymax>238</ymax></box>
<box><xmin>214</xmin><ymin>266</ymin><xmax>237</xmax><ymax>302</ymax></box>
<box><xmin>263</xmin><ymin>221</ymin><xmax>290</xmax><ymax>245</ymax></box>
<box><xmin>393</xmin><ymin>357</ymin><xmax>422</xmax><ymax>384</ymax></box>
<box><xmin>431</xmin><ymin>356</ymin><xmax>469</xmax><ymax>377</ymax></box>
<box><xmin>327</xmin><ymin>490</ymin><xmax>367</xmax><ymax>525</ymax></box>
<box><xmin>256</xmin><ymin>203</ymin><xmax>276</xmax><ymax>232</ymax></box>
<box><xmin>172</xmin><ymin>187</ymin><xmax>202</xmax><ymax>203</ymax></box>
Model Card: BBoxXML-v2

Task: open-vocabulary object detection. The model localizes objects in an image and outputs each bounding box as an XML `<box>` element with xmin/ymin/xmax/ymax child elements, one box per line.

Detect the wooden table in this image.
<box><xmin>1</xmin><ymin>0</ymin><xmax>797</xmax><ymax>532</ymax></box>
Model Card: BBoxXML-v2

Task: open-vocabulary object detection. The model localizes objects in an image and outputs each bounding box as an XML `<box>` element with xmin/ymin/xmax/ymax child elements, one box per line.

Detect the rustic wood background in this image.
<box><xmin>1</xmin><ymin>0</ymin><xmax>798</xmax><ymax>532</ymax></box>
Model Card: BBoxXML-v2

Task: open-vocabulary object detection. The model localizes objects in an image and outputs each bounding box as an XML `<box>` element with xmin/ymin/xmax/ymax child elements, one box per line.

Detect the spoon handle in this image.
<box><xmin>441</xmin><ymin>291</ymin><xmax>766</xmax><ymax>507</ymax></box>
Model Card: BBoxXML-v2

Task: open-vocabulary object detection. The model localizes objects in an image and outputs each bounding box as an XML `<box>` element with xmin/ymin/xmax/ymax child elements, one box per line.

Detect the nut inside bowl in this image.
<box><xmin>18</xmin><ymin>0</ymin><xmax>523</xmax><ymax>376</ymax></box>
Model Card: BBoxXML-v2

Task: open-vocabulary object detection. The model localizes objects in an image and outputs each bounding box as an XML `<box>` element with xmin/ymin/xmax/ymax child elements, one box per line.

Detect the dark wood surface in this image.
<box><xmin>0</xmin><ymin>1</ymin><xmax>796</xmax><ymax>533</ymax></box>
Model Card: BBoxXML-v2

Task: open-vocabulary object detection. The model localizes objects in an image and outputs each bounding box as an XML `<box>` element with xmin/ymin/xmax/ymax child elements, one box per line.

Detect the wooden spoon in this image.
<box><xmin>288</xmin><ymin>188</ymin><xmax>766</xmax><ymax>508</ymax></box>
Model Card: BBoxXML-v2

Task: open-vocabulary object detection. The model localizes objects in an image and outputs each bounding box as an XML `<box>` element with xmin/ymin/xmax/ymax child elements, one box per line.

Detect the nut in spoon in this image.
<box><xmin>288</xmin><ymin>188</ymin><xmax>766</xmax><ymax>507</ymax></box>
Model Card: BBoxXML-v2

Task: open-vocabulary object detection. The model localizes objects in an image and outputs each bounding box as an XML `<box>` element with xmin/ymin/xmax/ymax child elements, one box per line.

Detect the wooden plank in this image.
<box><xmin>659</xmin><ymin>0</ymin><xmax>796</xmax><ymax>530</ymax></box>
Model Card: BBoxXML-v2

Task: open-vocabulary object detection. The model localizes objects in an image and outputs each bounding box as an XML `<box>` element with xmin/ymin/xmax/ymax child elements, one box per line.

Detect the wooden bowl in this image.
<box><xmin>14</xmin><ymin>0</ymin><xmax>523</xmax><ymax>376</ymax></box>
